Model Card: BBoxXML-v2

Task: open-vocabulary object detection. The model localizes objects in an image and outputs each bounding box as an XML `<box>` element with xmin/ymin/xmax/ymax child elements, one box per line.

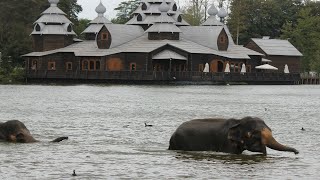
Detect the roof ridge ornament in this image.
<box><xmin>208</xmin><ymin>4</ymin><xmax>218</xmax><ymax>16</ymax></box>
<box><xmin>217</xmin><ymin>7</ymin><xmax>227</xmax><ymax>23</ymax></box>
<box><xmin>159</xmin><ymin>0</ymin><xmax>170</xmax><ymax>14</ymax></box>
<box><xmin>48</xmin><ymin>0</ymin><xmax>59</xmax><ymax>7</ymax></box>
<box><xmin>96</xmin><ymin>1</ymin><xmax>107</xmax><ymax>17</ymax></box>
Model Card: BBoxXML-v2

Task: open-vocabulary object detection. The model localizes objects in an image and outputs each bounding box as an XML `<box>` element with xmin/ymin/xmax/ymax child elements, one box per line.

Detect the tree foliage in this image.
<box><xmin>181</xmin><ymin>0</ymin><xmax>210</xmax><ymax>26</ymax></box>
<box><xmin>73</xmin><ymin>18</ymin><xmax>91</xmax><ymax>40</ymax></box>
<box><xmin>111</xmin><ymin>0</ymin><xmax>140</xmax><ymax>24</ymax></box>
<box><xmin>282</xmin><ymin>2</ymin><xmax>320</xmax><ymax>72</ymax></box>
<box><xmin>227</xmin><ymin>0</ymin><xmax>303</xmax><ymax>45</ymax></box>
<box><xmin>0</xmin><ymin>0</ymin><xmax>82</xmax><ymax>69</ymax></box>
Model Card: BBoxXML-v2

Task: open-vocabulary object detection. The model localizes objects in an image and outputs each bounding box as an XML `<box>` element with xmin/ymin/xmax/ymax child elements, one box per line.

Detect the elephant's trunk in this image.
<box><xmin>261</xmin><ymin>128</ymin><xmax>299</xmax><ymax>154</ymax></box>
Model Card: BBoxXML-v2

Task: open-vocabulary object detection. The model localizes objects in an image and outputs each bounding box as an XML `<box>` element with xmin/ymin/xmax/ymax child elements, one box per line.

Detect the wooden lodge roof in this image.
<box><xmin>251</xmin><ymin>38</ymin><xmax>303</xmax><ymax>57</ymax></box>
<box><xmin>23</xmin><ymin>33</ymin><xmax>260</xmax><ymax>59</ymax></box>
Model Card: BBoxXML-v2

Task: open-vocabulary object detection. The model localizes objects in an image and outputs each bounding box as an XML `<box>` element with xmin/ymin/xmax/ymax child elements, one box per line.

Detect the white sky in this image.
<box><xmin>77</xmin><ymin>0</ymin><xmax>188</xmax><ymax>20</ymax></box>
<box><xmin>77</xmin><ymin>0</ymin><xmax>124</xmax><ymax>20</ymax></box>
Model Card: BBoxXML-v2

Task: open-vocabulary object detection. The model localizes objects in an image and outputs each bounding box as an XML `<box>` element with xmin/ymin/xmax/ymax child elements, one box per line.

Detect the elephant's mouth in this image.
<box><xmin>261</xmin><ymin>128</ymin><xmax>299</xmax><ymax>154</ymax></box>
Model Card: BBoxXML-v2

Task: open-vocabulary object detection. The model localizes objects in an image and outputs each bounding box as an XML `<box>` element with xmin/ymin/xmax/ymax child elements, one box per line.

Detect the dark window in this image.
<box><xmin>142</xmin><ymin>3</ymin><xmax>147</xmax><ymax>10</ymax></box>
<box><xmin>90</xmin><ymin>61</ymin><xmax>95</xmax><ymax>70</ymax></box>
<box><xmin>66</xmin><ymin>62</ymin><xmax>72</xmax><ymax>70</ymax></box>
<box><xmin>173</xmin><ymin>4</ymin><xmax>178</xmax><ymax>11</ymax></box>
<box><xmin>137</xmin><ymin>14</ymin><xmax>143</xmax><ymax>21</ymax></box>
<box><xmin>220</xmin><ymin>36</ymin><xmax>226</xmax><ymax>43</ymax></box>
<box><xmin>96</xmin><ymin>61</ymin><xmax>100</xmax><ymax>70</ymax></box>
<box><xmin>67</xmin><ymin>24</ymin><xmax>72</xmax><ymax>32</ymax></box>
<box><xmin>48</xmin><ymin>62</ymin><xmax>56</xmax><ymax>70</ymax></box>
<box><xmin>35</xmin><ymin>24</ymin><xmax>41</xmax><ymax>31</ymax></box>
<box><xmin>101</xmin><ymin>33</ymin><xmax>108</xmax><ymax>40</ymax></box>
<box><xmin>130</xmin><ymin>63</ymin><xmax>136</xmax><ymax>71</ymax></box>
<box><xmin>177</xmin><ymin>15</ymin><xmax>182</xmax><ymax>22</ymax></box>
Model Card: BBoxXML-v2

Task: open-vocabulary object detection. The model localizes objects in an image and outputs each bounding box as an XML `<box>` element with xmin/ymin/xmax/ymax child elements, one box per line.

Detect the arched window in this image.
<box><xmin>67</xmin><ymin>24</ymin><xmax>72</xmax><ymax>32</ymax></box>
<box><xmin>83</xmin><ymin>60</ymin><xmax>89</xmax><ymax>70</ymax></box>
<box><xmin>35</xmin><ymin>24</ymin><xmax>41</xmax><ymax>31</ymax></box>
<box><xmin>172</xmin><ymin>4</ymin><xmax>178</xmax><ymax>11</ymax></box>
<box><xmin>142</xmin><ymin>3</ymin><xmax>147</xmax><ymax>10</ymax></box>
<box><xmin>177</xmin><ymin>15</ymin><xmax>182</xmax><ymax>22</ymax></box>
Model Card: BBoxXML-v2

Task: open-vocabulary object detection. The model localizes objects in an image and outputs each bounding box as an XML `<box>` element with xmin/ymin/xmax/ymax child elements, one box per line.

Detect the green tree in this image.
<box><xmin>73</xmin><ymin>18</ymin><xmax>91</xmax><ymax>39</ymax></box>
<box><xmin>111</xmin><ymin>0</ymin><xmax>140</xmax><ymax>24</ymax></box>
<box><xmin>227</xmin><ymin>0</ymin><xmax>303</xmax><ymax>44</ymax></box>
<box><xmin>181</xmin><ymin>0</ymin><xmax>209</xmax><ymax>26</ymax></box>
<box><xmin>58</xmin><ymin>0</ymin><xmax>83</xmax><ymax>24</ymax></box>
<box><xmin>282</xmin><ymin>2</ymin><xmax>320</xmax><ymax>72</ymax></box>
<box><xmin>0</xmin><ymin>0</ymin><xmax>82</xmax><ymax>82</ymax></box>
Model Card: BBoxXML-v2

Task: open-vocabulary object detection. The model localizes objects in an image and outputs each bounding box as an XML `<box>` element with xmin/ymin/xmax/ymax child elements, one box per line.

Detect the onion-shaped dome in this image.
<box><xmin>48</xmin><ymin>0</ymin><xmax>59</xmax><ymax>7</ymax></box>
<box><xmin>159</xmin><ymin>0</ymin><xmax>170</xmax><ymax>13</ymax></box>
<box><xmin>208</xmin><ymin>4</ymin><xmax>218</xmax><ymax>16</ymax></box>
<box><xmin>218</xmin><ymin>7</ymin><xmax>227</xmax><ymax>18</ymax></box>
<box><xmin>96</xmin><ymin>2</ymin><xmax>107</xmax><ymax>16</ymax></box>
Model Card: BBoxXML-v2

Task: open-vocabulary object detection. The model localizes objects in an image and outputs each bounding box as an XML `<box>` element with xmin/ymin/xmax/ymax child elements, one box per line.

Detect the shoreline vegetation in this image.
<box><xmin>0</xmin><ymin>67</ymin><xmax>25</xmax><ymax>84</ymax></box>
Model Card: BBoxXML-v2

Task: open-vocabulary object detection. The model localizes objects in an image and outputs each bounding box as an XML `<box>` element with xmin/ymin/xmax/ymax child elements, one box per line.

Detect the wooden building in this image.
<box><xmin>23</xmin><ymin>0</ymin><xmax>302</xmax><ymax>84</ymax></box>
<box><xmin>245</xmin><ymin>37</ymin><xmax>303</xmax><ymax>73</ymax></box>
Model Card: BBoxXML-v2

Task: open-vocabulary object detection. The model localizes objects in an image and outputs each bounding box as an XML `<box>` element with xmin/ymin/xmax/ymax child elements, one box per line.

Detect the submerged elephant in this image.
<box><xmin>169</xmin><ymin>117</ymin><xmax>299</xmax><ymax>155</ymax></box>
<box><xmin>0</xmin><ymin>120</ymin><xmax>68</xmax><ymax>143</ymax></box>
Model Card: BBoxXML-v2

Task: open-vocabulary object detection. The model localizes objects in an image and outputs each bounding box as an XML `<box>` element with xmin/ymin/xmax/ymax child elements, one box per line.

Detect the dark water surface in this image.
<box><xmin>0</xmin><ymin>85</ymin><xmax>319</xmax><ymax>179</ymax></box>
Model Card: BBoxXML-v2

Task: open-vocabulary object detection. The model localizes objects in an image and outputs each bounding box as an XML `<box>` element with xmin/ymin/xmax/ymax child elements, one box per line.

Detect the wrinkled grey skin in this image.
<box><xmin>0</xmin><ymin>120</ymin><xmax>68</xmax><ymax>143</ymax></box>
<box><xmin>169</xmin><ymin>117</ymin><xmax>299</xmax><ymax>155</ymax></box>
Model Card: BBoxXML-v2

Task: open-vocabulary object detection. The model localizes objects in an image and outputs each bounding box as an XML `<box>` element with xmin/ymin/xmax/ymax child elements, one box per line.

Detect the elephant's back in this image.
<box><xmin>179</xmin><ymin>118</ymin><xmax>227</xmax><ymax>129</ymax></box>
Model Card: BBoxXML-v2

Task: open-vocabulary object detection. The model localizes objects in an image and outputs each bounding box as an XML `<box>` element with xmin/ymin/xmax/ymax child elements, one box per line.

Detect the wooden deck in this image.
<box><xmin>26</xmin><ymin>70</ymin><xmax>302</xmax><ymax>85</ymax></box>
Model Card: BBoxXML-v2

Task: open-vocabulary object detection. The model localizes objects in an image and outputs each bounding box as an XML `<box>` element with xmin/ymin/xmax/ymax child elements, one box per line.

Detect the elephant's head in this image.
<box><xmin>227</xmin><ymin>117</ymin><xmax>299</xmax><ymax>155</ymax></box>
<box><xmin>0</xmin><ymin>120</ymin><xmax>38</xmax><ymax>143</ymax></box>
<box><xmin>0</xmin><ymin>120</ymin><xmax>68</xmax><ymax>143</ymax></box>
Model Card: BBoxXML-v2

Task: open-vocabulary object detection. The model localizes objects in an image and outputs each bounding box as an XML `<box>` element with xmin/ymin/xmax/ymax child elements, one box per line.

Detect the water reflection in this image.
<box><xmin>175</xmin><ymin>151</ymin><xmax>269</xmax><ymax>165</ymax></box>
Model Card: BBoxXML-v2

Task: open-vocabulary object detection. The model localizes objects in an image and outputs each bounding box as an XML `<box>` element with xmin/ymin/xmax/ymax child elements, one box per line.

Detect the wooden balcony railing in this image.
<box><xmin>26</xmin><ymin>70</ymin><xmax>301</xmax><ymax>84</ymax></box>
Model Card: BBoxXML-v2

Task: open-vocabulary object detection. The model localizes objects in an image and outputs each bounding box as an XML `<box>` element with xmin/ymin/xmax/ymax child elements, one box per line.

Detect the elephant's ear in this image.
<box><xmin>227</xmin><ymin>123</ymin><xmax>242</xmax><ymax>143</ymax></box>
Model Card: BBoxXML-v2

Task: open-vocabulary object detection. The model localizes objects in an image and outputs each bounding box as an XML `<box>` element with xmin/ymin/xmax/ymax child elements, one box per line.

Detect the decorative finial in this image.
<box><xmin>159</xmin><ymin>0</ymin><xmax>170</xmax><ymax>13</ymax></box>
<box><xmin>207</xmin><ymin>4</ymin><xmax>218</xmax><ymax>16</ymax></box>
<box><xmin>95</xmin><ymin>1</ymin><xmax>106</xmax><ymax>16</ymax></box>
<box><xmin>218</xmin><ymin>7</ymin><xmax>227</xmax><ymax>23</ymax></box>
<box><xmin>48</xmin><ymin>0</ymin><xmax>59</xmax><ymax>7</ymax></box>
<box><xmin>218</xmin><ymin>7</ymin><xmax>227</xmax><ymax>18</ymax></box>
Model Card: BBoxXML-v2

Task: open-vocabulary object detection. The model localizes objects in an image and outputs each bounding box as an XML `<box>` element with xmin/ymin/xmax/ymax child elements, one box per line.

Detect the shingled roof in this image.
<box><xmin>251</xmin><ymin>38</ymin><xmax>303</xmax><ymax>56</ymax></box>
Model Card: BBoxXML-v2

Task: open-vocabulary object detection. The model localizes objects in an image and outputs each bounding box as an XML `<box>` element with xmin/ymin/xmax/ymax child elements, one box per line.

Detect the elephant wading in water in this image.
<box><xmin>169</xmin><ymin>117</ymin><xmax>299</xmax><ymax>155</ymax></box>
<box><xmin>0</xmin><ymin>120</ymin><xmax>68</xmax><ymax>143</ymax></box>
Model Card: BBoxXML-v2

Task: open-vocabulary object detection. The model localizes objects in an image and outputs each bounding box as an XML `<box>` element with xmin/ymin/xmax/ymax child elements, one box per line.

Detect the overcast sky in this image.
<box><xmin>77</xmin><ymin>0</ymin><xmax>124</xmax><ymax>20</ymax></box>
<box><xmin>77</xmin><ymin>0</ymin><xmax>188</xmax><ymax>20</ymax></box>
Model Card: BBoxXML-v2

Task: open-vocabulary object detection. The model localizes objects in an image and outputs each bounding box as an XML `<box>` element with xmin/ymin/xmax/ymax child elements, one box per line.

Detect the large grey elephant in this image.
<box><xmin>0</xmin><ymin>120</ymin><xmax>68</xmax><ymax>143</ymax></box>
<box><xmin>169</xmin><ymin>117</ymin><xmax>299</xmax><ymax>155</ymax></box>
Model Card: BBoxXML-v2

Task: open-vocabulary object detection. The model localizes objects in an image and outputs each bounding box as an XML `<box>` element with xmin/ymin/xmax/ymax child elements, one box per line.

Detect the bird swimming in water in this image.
<box><xmin>145</xmin><ymin>123</ymin><xmax>153</xmax><ymax>127</ymax></box>
<box><xmin>301</xmin><ymin>127</ymin><xmax>305</xmax><ymax>131</ymax></box>
<box><xmin>72</xmin><ymin>170</ymin><xmax>77</xmax><ymax>176</ymax></box>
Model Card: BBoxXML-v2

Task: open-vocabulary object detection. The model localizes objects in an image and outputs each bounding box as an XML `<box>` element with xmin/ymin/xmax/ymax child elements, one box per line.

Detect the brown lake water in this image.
<box><xmin>0</xmin><ymin>84</ymin><xmax>319</xmax><ymax>179</ymax></box>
